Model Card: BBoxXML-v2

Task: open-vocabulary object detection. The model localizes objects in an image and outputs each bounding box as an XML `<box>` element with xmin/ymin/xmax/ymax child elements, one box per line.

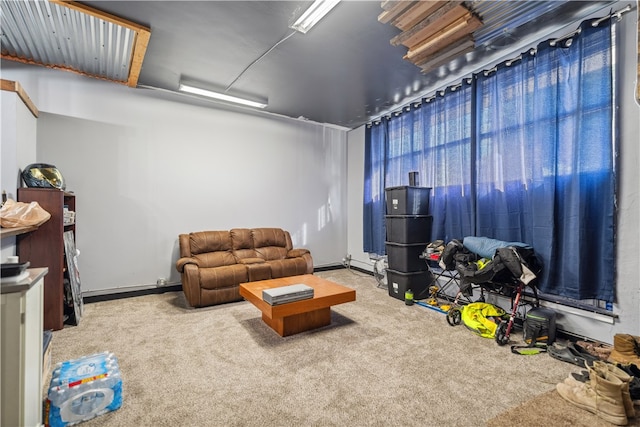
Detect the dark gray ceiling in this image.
<box><xmin>81</xmin><ymin>1</ymin><xmax>615</xmax><ymax>129</ymax></box>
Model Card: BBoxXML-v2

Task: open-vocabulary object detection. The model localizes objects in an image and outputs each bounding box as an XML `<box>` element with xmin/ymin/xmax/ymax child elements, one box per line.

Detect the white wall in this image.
<box><xmin>1</xmin><ymin>92</ymin><xmax>18</xmax><ymax>199</ymax></box>
<box><xmin>346</xmin><ymin>7</ymin><xmax>640</xmax><ymax>342</ymax></box>
<box><xmin>0</xmin><ymin>87</ymin><xmax>37</xmax><ymax>262</ymax></box>
<box><xmin>1</xmin><ymin>62</ymin><xmax>348</xmax><ymax>295</ymax></box>
<box><xmin>608</xmin><ymin>6</ymin><xmax>640</xmax><ymax>338</ymax></box>
<box><xmin>346</xmin><ymin>125</ymin><xmax>372</xmax><ymax>271</ymax></box>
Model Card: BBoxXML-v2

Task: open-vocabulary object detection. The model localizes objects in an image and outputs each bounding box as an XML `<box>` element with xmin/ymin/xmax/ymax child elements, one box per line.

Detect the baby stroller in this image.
<box><xmin>438</xmin><ymin>236</ymin><xmax>541</xmax><ymax>345</ymax></box>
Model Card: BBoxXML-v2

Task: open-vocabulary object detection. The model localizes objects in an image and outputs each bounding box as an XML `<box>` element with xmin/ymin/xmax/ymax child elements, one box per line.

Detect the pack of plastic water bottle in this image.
<box><xmin>45</xmin><ymin>351</ymin><xmax>123</xmax><ymax>426</ymax></box>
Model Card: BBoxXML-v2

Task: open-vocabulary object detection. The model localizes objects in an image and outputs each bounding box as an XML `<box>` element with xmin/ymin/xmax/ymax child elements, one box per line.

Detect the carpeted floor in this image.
<box><xmin>487</xmin><ymin>388</ymin><xmax>639</xmax><ymax>427</ymax></box>
<box><xmin>44</xmin><ymin>269</ymin><xmax>637</xmax><ymax>426</ymax></box>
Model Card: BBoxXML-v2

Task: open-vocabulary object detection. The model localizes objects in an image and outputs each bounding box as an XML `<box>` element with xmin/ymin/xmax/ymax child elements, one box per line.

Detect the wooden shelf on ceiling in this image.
<box><xmin>379</xmin><ymin>1</ymin><xmax>482</xmax><ymax>74</ymax></box>
<box><xmin>1</xmin><ymin>1</ymin><xmax>151</xmax><ymax>88</ymax></box>
<box><xmin>50</xmin><ymin>0</ymin><xmax>151</xmax><ymax>87</ymax></box>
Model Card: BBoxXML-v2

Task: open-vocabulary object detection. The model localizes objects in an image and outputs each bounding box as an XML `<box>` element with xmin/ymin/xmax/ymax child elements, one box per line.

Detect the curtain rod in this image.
<box><xmin>593</xmin><ymin>3</ymin><xmax>632</xmax><ymax>26</ymax></box>
<box><xmin>481</xmin><ymin>4</ymin><xmax>633</xmax><ymax>75</ymax></box>
<box><xmin>366</xmin><ymin>3</ymin><xmax>634</xmax><ymax>127</ymax></box>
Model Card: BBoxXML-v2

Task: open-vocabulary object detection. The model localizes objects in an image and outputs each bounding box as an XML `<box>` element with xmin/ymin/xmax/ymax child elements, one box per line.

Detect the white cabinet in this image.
<box><xmin>1</xmin><ymin>267</ymin><xmax>48</xmax><ymax>427</ymax></box>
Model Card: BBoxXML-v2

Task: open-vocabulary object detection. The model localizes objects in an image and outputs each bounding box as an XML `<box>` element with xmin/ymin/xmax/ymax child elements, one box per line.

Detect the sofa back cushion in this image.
<box><xmin>252</xmin><ymin>228</ymin><xmax>291</xmax><ymax>261</ymax></box>
<box><xmin>230</xmin><ymin>228</ymin><xmax>257</xmax><ymax>260</ymax></box>
<box><xmin>187</xmin><ymin>231</ymin><xmax>236</xmax><ymax>268</ymax></box>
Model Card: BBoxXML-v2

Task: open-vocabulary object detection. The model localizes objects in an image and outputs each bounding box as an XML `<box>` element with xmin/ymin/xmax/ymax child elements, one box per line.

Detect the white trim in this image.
<box><xmin>539</xmin><ymin>300</ymin><xmax>616</xmax><ymax>325</ymax></box>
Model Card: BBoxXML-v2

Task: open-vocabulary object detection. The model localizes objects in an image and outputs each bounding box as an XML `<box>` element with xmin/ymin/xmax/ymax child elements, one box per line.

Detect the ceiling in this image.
<box><xmin>1</xmin><ymin>0</ymin><xmax>618</xmax><ymax>129</ymax></box>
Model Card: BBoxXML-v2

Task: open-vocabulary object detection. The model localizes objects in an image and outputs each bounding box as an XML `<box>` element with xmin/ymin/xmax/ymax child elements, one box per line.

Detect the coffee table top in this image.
<box><xmin>239</xmin><ymin>274</ymin><xmax>356</xmax><ymax>317</ymax></box>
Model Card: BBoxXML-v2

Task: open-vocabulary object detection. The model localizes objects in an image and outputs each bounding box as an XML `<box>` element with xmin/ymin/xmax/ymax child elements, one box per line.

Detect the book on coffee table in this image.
<box><xmin>262</xmin><ymin>284</ymin><xmax>314</xmax><ymax>305</ymax></box>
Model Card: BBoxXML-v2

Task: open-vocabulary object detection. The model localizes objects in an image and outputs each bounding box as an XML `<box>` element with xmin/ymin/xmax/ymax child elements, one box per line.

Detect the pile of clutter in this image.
<box><xmin>63</xmin><ymin>206</ymin><xmax>75</xmax><ymax>225</ymax></box>
<box><xmin>554</xmin><ymin>334</ymin><xmax>640</xmax><ymax>426</ymax></box>
<box><xmin>422</xmin><ymin>239</ymin><xmax>445</xmax><ymax>262</ymax></box>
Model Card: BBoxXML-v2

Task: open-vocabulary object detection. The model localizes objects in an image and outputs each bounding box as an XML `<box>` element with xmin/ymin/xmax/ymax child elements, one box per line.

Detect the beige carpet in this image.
<box><xmin>45</xmin><ymin>269</ymin><xmax>635</xmax><ymax>426</ymax></box>
<box><xmin>487</xmin><ymin>388</ymin><xmax>639</xmax><ymax>427</ymax></box>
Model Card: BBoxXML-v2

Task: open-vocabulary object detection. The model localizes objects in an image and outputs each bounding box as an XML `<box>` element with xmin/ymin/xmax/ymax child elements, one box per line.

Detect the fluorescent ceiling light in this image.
<box><xmin>290</xmin><ymin>0</ymin><xmax>341</xmax><ymax>34</ymax></box>
<box><xmin>178</xmin><ymin>83</ymin><xmax>267</xmax><ymax>109</ymax></box>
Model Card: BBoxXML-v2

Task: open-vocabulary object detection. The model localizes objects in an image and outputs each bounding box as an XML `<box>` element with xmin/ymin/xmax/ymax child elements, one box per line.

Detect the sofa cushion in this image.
<box><xmin>256</xmin><ymin>246</ymin><xmax>288</xmax><ymax>261</ymax></box>
<box><xmin>268</xmin><ymin>258</ymin><xmax>310</xmax><ymax>278</ymax></box>
<box><xmin>188</xmin><ymin>231</ymin><xmax>232</xmax><ymax>255</ymax></box>
<box><xmin>252</xmin><ymin>228</ymin><xmax>291</xmax><ymax>249</ymax></box>
<box><xmin>199</xmin><ymin>265</ymin><xmax>248</xmax><ymax>290</ymax></box>
<box><xmin>230</xmin><ymin>228</ymin><xmax>257</xmax><ymax>260</ymax></box>
<box><xmin>186</xmin><ymin>231</ymin><xmax>236</xmax><ymax>268</ymax></box>
<box><xmin>253</xmin><ymin>228</ymin><xmax>292</xmax><ymax>260</ymax></box>
<box><xmin>194</xmin><ymin>252</ymin><xmax>237</xmax><ymax>269</ymax></box>
<box><xmin>238</xmin><ymin>258</ymin><xmax>265</xmax><ymax>265</ymax></box>
<box><xmin>246</xmin><ymin>263</ymin><xmax>272</xmax><ymax>281</ymax></box>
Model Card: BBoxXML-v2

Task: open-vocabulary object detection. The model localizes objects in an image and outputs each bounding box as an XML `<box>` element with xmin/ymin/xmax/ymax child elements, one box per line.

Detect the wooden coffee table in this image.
<box><xmin>239</xmin><ymin>274</ymin><xmax>356</xmax><ymax>337</ymax></box>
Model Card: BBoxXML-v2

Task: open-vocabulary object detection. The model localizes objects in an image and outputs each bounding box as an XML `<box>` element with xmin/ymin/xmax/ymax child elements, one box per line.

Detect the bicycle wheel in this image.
<box><xmin>495</xmin><ymin>321</ymin><xmax>510</xmax><ymax>346</ymax></box>
<box><xmin>446</xmin><ymin>307</ymin><xmax>462</xmax><ymax>326</ymax></box>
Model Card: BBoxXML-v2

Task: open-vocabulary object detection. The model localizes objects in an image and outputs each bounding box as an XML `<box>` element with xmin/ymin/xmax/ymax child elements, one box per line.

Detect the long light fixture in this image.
<box><xmin>178</xmin><ymin>83</ymin><xmax>268</xmax><ymax>109</ymax></box>
<box><xmin>290</xmin><ymin>0</ymin><xmax>341</xmax><ymax>34</ymax></box>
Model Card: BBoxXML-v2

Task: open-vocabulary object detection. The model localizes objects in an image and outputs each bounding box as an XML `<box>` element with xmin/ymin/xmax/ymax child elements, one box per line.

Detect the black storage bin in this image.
<box><xmin>386</xmin><ymin>242</ymin><xmax>429</xmax><ymax>272</ymax></box>
<box><xmin>385</xmin><ymin>215</ymin><xmax>432</xmax><ymax>244</ymax></box>
<box><xmin>385</xmin><ymin>186</ymin><xmax>431</xmax><ymax>215</ymax></box>
<box><xmin>387</xmin><ymin>269</ymin><xmax>434</xmax><ymax>301</ymax></box>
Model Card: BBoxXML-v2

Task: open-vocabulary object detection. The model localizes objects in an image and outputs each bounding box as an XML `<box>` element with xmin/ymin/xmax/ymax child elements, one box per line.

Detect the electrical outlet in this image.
<box><xmin>157</xmin><ymin>278</ymin><xmax>167</xmax><ymax>287</ymax></box>
<box><xmin>342</xmin><ymin>254</ymin><xmax>352</xmax><ymax>268</ymax></box>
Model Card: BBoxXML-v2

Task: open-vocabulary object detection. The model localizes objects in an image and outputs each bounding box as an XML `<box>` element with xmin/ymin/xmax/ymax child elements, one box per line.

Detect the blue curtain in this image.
<box><xmin>363</xmin><ymin>84</ymin><xmax>475</xmax><ymax>255</ymax></box>
<box><xmin>421</xmin><ymin>84</ymin><xmax>475</xmax><ymax>243</ymax></box>
<box><xmin>364</xmin><ymin>18</ymin><xmax>616</xmax><ymax>302</ymax></box>
<box><xmin>363</xmin><ymin>119</ymin><xmax>388</xmax><ymax>255</ymax></box>
<box><xmin>475</xmin><ymin>18</ymin><xmax>615</xmax><ymax>301</ymax></box>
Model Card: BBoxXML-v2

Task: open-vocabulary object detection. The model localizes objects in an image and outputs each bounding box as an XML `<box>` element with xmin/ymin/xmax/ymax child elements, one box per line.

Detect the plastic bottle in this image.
<box><xmin>405</xmin><ymin>289</ymin><xmax>414</xmax><ymax>305</ymax></box>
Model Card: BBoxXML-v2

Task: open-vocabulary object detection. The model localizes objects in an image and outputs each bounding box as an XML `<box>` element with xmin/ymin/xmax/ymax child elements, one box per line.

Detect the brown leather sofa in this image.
<box><xmin>176</xmin><ymin>228</ymin><xmax>313</xmax><ymax>308</ymax></box>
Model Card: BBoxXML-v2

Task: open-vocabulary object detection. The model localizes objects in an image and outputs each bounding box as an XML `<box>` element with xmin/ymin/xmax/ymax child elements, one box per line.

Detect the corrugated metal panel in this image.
<box><xmin>467</xmin><ymin>0</ymin><xmax>570</xmax><ymax>46</ymax></box>
<box><xmin>1</xmin><ymin>0</ymin><xmax>135</xmax><ymax>83</ymax></box>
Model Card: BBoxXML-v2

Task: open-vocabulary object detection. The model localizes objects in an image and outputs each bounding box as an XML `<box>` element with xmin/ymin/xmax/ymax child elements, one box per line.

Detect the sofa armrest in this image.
<box><xmin>238</xmin><ymin>257</ymin><xmax>266</xmax><ymax>265</ymax></box>
<box><xmin>176</xmin><ymin>256</ymin><xmax>201</xmax><ymax>273</ymax></box>
<box><xmin>287</xmin><ymin>248</ymin><xmax>310</xmax><ymax>258</ymax></box>
<box><xmin>285</xmin><ymin>249</ymin><xmax>313</xmax><ymax>274</ymax></box>
<box><xmin>180</xmin><ymin>263</ymin><xmax>201</xmax><ymax>307</ymax></box>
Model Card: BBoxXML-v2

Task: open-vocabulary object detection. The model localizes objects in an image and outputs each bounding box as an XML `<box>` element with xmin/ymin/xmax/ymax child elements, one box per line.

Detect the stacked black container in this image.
<box><xmin>385</xmin><ymin>186</ymin><xmax>434</xmax><ymax>301</ymax></box>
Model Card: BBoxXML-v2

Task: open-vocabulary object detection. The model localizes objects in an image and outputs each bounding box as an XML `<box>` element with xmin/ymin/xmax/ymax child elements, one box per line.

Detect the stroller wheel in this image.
<box><xmin>495</xmin><ymin>321</ymin><xmax>509</xmax><ymax>346</ymax></box>
<box><xmin>446</xmin><ymin>308</ymin><xmax>462</xmax><ymax>326</ymax></box>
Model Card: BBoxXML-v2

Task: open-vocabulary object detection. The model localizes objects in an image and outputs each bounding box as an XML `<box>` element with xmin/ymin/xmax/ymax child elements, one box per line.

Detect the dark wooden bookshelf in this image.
<box><xmin>17</xmin><ymin>188</ymin><xmax>75</xmax><ymax>331</ymax></box>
